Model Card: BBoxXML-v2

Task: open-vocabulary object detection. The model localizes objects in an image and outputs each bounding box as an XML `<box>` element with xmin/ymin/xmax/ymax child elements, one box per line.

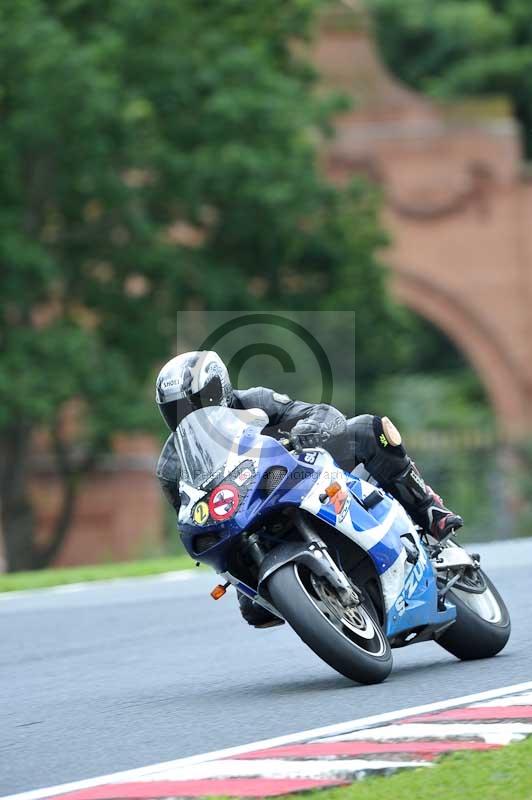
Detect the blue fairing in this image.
<box><xmin>179</xmin><ymin>436</ymin><xmax>309</xmax><ymax>573</ymax></box>
<box><xmin>178</xmin><ymin>420</ymin><xmax>456</xmax><ymax>641</ymax></box>
<box><xmin>386</xmin><ymin>545</ymin><xmax>455</xmax><ymax>638</ymax></box>
<box><xmin>312</xmin><ymin>475</ymin><xmax>455</xmax><ymax>637</ymax></box>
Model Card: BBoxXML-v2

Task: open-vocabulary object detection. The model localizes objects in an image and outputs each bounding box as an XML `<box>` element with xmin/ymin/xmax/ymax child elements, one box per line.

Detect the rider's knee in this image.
<box><xmin>360</xmin><ymin>415</ymin><xmax>410</xmax><ymax>483</ymax></box>
<box><xmin>345</xmin><ymin>414</ymin><xmax>374</xmax><ymax>442</ymax></box>
<box><xmin>341</xmin><ymin>414</ymin><xmax>377</xmax><ymax>468</ymax></box>
<box><xmin>376</xmin><ymin>416</ymin><xmax>403</xmax><ymax>449</ymax></box>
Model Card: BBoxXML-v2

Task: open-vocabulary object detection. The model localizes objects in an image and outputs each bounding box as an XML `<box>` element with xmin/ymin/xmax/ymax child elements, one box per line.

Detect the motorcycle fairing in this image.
<box><xmin>178</xmin><ymin>428</ymin><xmax>307</xmax><ymax>571</ymax></box>
<box><xmin>386</xmin><ymin>534</ymin><xmax>455</xmax><ymax>638</ymax></box>
<box><xmin>298</xmin><ymin>449</ymin><xmax>455</xmax><ymax>637</ymax></box>
<box><xmin>177</xmin><ymin>410</ymin><xmax>456</xmax><ymax>638</ymax></box>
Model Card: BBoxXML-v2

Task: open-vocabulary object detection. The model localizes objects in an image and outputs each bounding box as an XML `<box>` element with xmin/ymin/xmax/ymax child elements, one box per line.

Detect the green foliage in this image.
<box><xmin>371</xmin><ymin>311</ymin><xmax>497</xmax><ymax>540</ymax></box>
<box><xmin>368</xmin><ymin>0</ymin><xmax>532</xmax><ymax>157</ymax></box>
<box><xmin>0</xmin><ymin>554</ymin><xmax>200</xmax><ymax>593</ymax></box>
<box><xmin>0</xmin><ymin>0</ymin><xmax>390</xmax><ymax>436</ymax></box>
<box><xmin>291</xmin><ymin>736</ymin><xmax>532</xmax><ymax>800</ymax></box>
<box><xmin>0</xmin><ymin>0</ymin><xmax>396</xmax><ymax>567</ymax></box>
<box><xmin>373</xmin><ymin>372</ymin><xmax>493</xmax><ymax>433</ymax></box>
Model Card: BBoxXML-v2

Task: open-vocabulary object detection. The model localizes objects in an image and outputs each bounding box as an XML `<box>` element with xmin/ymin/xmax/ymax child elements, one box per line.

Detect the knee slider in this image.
<box><xmin>373</xmin><ymin>416</ymin><xmax>405</xmax><ymax>454</ymax></box>
<box><xmin>361</xmin><ymin>416</ymin><xmax>408</xmax><ymax>485</ymax></box>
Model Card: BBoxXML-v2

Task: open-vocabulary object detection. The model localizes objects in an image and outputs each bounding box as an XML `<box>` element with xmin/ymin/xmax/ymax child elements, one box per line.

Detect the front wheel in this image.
<box><xmin>267</xmin><ymin>563</ymin><xmax>392</xmax><ymax>684</ymax></box>
<box><xmin>437</xmin><ymin>569</ymin><xmax>511</xmax><ymax>660</ymax></box>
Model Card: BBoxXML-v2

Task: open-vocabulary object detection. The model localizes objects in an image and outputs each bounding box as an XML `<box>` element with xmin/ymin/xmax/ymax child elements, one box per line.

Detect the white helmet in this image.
<box><xmin>155</xmin><ymin>351</ymin><xmax>232</xmax><ymax>431</ymax></box>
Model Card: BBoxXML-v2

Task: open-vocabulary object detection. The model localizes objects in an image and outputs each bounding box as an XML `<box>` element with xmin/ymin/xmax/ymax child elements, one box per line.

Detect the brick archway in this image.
<box><xmin>313</xmin><ymin>8</ymin><xmax>532</xmax><ymax>438</ymax></box>
<box><xmin>392</xmin><ymin>267</ymin><xmax>524</xmax><ymax>435</ymax></box>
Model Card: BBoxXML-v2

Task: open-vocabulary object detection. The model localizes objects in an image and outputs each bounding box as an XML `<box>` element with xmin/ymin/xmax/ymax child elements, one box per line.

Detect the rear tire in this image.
<box><xmin>267</xmin><ymin>563</ymin><xmax>392</xmax><ymax>684</ymax></box>
<box><xmin>437</xmin><ymin>569</ymin><xmax>510</xmax><ymax>660</ymax></box>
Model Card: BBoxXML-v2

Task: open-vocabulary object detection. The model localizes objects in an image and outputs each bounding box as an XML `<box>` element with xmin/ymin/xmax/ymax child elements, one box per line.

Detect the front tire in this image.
<box><xmin>267</xmin><ymin>563</ymin><xmax>392</xmax><ymax>684</ymax></box>
<box><xmin>437</xmin><ymin>569</ymin><xmax>511</xmax><ymax>660</ymax></box>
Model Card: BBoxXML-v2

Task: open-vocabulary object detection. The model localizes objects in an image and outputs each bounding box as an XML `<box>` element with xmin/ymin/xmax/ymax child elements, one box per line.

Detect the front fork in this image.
<box><xmin>292</xmin><ymin>511</ymin><xmax>358</xmax><ymax>605</ymax></box>
<box><xmin>219</xmin><ymin>511</ymin><xmax>358</xmax><ymax>615</ymax></box>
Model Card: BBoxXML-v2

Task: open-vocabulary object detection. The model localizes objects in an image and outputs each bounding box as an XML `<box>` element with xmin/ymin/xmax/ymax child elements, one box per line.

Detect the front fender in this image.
<box><xmin>258</xmin><ymin>542</ymin><xmax>312</xmax><ymax>587</ymax></box>
<box><xmin>258</xmin><ymin>541</ymin><xmax>351</xmax><ymax>599</ymax></box>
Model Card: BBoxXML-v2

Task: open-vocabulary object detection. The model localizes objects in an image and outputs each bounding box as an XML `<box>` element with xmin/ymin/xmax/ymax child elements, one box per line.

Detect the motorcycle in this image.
<box><xmin>175</xmin><ymin>405</ymin><xmax>511</xmax><ymax>684</ymax></box>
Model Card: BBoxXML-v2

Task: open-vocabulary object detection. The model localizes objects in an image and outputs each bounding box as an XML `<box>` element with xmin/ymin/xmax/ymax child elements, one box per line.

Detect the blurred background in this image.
<box><xmin>1</xmin><ymin>0</ymin><xmax>531</xmax><ymax>576</ymax></box>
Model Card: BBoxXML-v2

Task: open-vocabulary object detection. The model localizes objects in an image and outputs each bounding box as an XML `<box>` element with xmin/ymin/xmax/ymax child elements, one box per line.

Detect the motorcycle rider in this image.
<box><xmin>156</xmin><ymin>350</ymin><xmax>463</xmax><ymax>626</ymax></box>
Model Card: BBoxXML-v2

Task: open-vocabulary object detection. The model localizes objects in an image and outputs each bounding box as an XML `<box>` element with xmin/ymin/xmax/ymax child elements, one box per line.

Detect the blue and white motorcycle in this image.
<box><xmin>176</xmin><ymin>406</ymin><xmax>510</xmax><ymax>684</ymax></box>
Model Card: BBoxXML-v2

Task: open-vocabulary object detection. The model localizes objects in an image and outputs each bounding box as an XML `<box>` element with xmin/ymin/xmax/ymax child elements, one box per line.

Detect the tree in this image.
<box><xmin>0</xmin><ymin>0</ymin><xmax>396</xmax><ymax>570</ymax></box>
<box><xmin>368</xmin><ymin>0</ymin><xmax>532</xmax><ymax>158</ymax></box>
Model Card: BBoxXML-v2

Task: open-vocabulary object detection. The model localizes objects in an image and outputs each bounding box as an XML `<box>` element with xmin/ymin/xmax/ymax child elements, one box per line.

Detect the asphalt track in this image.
<box><xmin>2</xmin><ymin>539</ymin><xmax>531</xmax><ymax>796</ymax></box>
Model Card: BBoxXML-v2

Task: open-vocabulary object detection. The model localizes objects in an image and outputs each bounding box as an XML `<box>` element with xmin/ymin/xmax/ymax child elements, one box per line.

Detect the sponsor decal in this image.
<box><xmin>396</xmin><ymin>545</ymin><xmax>428</xmax><ymax>615</ymax></box>
<box><xmin>208</xmin><ymin>483</ymin><xmax>239</xmax><ymax>521</ymax></box>
<box><xmin>395</xmin><ymin>594</ymin><xmax>406</xmax><ymax>616</ymax></box>
<box><xmin>234</xmin><ymin>467</ymin><xmax>253</xmax><ymax>486</ymax></box>
<box><xmin>300</xmin><ymin>450</ymin><xmax>319</xmax><ymax>465</ymax></box>
<box><xmin>193</xmin><ymin>501</ymin><xmax>209</xmax><ymax>526</ymax></box>
<box><xmin>379</xmin><ymin>433</ymin><xmax>389</xmax><ymax>448</ymax></box>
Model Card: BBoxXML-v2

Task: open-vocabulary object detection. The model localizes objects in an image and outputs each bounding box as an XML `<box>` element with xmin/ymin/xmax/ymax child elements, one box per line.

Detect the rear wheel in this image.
<box><xmin>267</xmin><ymin>563</ymin><xmax>392</xmax><ymax>684</ymax></box>
<box><xmin>437</xmin><ymin>568</ymin><xmax>510</xmax><ymax>660</ymax></box>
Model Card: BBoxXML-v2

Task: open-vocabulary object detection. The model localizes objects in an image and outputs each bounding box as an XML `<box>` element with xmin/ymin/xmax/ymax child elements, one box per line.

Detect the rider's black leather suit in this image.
<box><xmin>156</xmin><ymin>387</ymin><xmax>410</xmax><ymax>513</ymax></box>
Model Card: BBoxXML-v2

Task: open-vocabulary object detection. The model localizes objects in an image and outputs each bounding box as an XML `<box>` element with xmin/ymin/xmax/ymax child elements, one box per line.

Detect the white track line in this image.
<box><xmin>4</xmin><ymin>680</ymin><xmax>532</xmax><ymax>800</ymax></box>
<box><xmin>471</xmin><ymin>693</ymin><xmax>532</xmax><ymax>707</ymax></box>
<box><xmin>143</xmin><ymin>758</ymin><xmax>431</xmax><ymax>781</ymax></box>
<box><xmin>318</xmin><ymin>722</ymin><xmax>532</xmax><ymax>745</ymax></box>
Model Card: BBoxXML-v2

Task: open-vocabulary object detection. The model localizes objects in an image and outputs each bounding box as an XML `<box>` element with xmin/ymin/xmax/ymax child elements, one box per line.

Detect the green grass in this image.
<box><xmin>0</xmin><ymin>555</ymin><xmax>200</xmax><ymax>592</ymax></box>
<box><xmin>280</xmin><ymin>737</ymin><xmax>532</xmax><ymax>800</ymax></box>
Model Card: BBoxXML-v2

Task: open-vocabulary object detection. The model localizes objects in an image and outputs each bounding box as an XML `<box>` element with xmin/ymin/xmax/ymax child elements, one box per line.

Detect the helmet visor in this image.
<box><xmin>159</xmin><ymin>397</ymin><xmax>193</xmax><ymax>431</ymax></box>
<box><xmin>158</xmin><ymin>376</ymin><xmax>225</xmax><ymax>431</ymax></box>
<box><xmin>190</xmin><ymin>375</ymin><xmax>224</xmax><ymax>410</ymax></box>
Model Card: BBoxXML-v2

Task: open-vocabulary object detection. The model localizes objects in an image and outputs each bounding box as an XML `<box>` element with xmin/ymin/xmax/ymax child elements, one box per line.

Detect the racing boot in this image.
<box><xmin>387</xmin><ymin>461</ymin><xmax>463</xmax><ymax>541</ymax></box>
<box><xmin>237</xmin><ymin>591</ymin><xmax>284</xmax><ymax>629</ymax></box>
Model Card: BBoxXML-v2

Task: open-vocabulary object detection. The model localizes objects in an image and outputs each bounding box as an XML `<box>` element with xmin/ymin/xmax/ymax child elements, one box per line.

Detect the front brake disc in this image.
<box><xmin>310</xmin><ymin>574</ymin><xmax>366</xmax><ymax>629</ymax></box>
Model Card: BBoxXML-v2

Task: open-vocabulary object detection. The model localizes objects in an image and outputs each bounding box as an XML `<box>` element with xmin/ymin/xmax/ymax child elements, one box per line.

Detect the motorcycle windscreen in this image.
<box><xmin>174</xmin><ymin>406</ymin><xmax>268</xmax><ymax>488</ymax></box>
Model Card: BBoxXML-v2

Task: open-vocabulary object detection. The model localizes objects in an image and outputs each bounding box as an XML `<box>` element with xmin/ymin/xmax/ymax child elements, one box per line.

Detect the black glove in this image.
<box><xmin>290</xmin><ymin>419</ymin><xmax>330</xmax><ymax>451</ymax></box>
